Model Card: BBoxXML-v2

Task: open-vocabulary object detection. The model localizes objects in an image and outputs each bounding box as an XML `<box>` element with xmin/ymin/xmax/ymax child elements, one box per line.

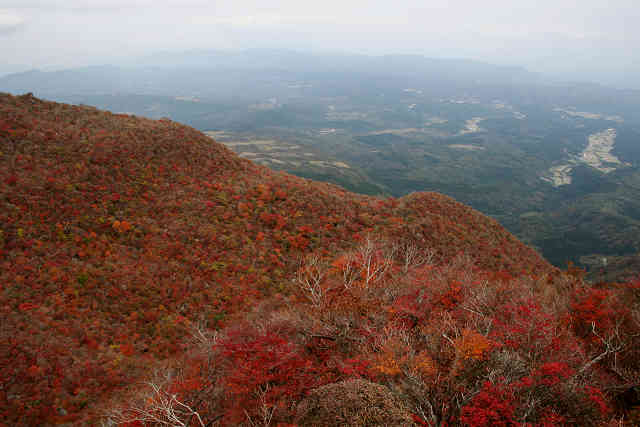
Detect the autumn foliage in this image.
<box><xmin>1</xmin><ymin>93</ymin><xmax>639</xmax><ymax>425</ymax></box>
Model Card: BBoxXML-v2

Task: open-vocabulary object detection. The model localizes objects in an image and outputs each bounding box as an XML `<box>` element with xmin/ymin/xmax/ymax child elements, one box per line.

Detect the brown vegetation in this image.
<box><xmin>295</xmin><ymin>379</ymin><xmax>415</xmax><ymax>426</ymax></box>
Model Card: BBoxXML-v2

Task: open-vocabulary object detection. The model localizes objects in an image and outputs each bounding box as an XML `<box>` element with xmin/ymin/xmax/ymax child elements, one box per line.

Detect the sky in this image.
<box><xmin>1</xmin><ymin>0</ymin><xmax>639</xmax><ymax>88</ymax></box>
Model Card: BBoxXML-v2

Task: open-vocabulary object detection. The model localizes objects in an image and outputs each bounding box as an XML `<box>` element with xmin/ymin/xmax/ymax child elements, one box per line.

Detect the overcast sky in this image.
<box><xmin>1</xmin><ymin>0</ymin><xmax>639</xmax><ymax>87</ymax></box>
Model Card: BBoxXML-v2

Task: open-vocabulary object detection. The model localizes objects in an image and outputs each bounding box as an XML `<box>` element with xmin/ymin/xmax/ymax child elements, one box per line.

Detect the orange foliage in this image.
<box><xmin>454</xmin><ymin>329</ymin><xmax>493</xmax><ymax>361</ymax></box>
<box><xmin>412</xmin><ymin>351</ymin><xmax>437</xmax><ymax>379</ymax></box>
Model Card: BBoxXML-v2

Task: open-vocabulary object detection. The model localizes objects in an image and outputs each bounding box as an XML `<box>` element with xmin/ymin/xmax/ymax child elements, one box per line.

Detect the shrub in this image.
<box><xmin>295</xmin><ymin>379</ymin><xmax>415</xmax><ymax>426</ymax></box>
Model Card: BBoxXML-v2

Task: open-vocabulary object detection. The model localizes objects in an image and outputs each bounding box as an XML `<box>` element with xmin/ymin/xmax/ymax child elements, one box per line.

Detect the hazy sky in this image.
<box><xmin>1</xmin><ymin>0</ymin><xmax>639</xmax><ymax>87</ymax></box>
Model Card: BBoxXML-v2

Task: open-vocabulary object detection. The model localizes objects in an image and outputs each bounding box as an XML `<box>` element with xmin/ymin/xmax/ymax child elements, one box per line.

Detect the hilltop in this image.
<box><xmin>1</xmin><ymin>93</ymin><xmax>638</xmax><ymax>425</ymax></box>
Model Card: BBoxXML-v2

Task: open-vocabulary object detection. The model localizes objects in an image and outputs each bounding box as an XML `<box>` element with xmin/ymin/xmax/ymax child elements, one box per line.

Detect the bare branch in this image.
<box><xmin>296</xmin><ymin>255</ymin><xmax>328</xmax><ymax>306</ymax></box>
<box><xmin>106</xmin><ymin>378</ymin><xmax>208</xmax><ymax>427</ymax></box>
<box><xmin>578</xmin><ymin>322</ymin><xmax>625</xmax><ymax>375</ymax></box>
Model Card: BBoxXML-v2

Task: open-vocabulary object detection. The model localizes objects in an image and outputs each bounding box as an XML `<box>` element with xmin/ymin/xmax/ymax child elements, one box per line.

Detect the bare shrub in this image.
<box><xmin>295</xmin><ymin>379</ymin><xmax>415</xmax><ymax>426</ymax></box>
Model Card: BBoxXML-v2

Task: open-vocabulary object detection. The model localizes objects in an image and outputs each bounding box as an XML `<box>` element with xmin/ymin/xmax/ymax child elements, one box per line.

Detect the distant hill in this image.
<box><xmin>0</xmin><ymin>50</ymin><xmax>542</xmax><ymax>97</ymax></box>
<box><xmin>1</xmin><ymin>94</ymin><xmax>639</xmax><ymax>425</ymax></box>
<box><xmin>0</xmin><ymin>63</ymin><xmax>29</xmax><ymax>77</ymax></box>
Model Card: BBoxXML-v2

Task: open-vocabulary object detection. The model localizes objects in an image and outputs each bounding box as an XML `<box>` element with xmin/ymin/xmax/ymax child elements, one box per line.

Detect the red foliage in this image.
<box><xmin>222</xmin><ymin>331</ymin><xmax>310</xmax><ymax>394</ymax></box>
<box><xmin>461</xmin><ymin>381</ymin><xmax>516</xmax><ymax>427</ymax></box>
<box><xmin>585</xmin><ymin>385</ymin><xmax>611</xmax><ymax>417</ymax></box>
<box><xmin>337</xmin><ymin>357</ymin><xmax>370</xmax><ymax>378</ymax></box>
<box><xmin>531</xmin><ymin>362</ymin><xmax>573</xmax><ymax>386</ymax></box>
<box><xmin>571</xmin><ymin>287</ymin><xmax>616</xmax><ymax>333</ymax></box>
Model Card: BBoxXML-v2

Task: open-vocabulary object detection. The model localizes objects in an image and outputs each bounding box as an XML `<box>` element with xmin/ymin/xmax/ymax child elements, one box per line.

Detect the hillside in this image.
<box><xmin>1</xmin><ymin>93</ymin><xmax>639</xmax><ymax>425</ymax></box>
<box><xmin>6</xmin><ymin>52</ymin><xmax>640</xmax><ymax>280</ymax></box>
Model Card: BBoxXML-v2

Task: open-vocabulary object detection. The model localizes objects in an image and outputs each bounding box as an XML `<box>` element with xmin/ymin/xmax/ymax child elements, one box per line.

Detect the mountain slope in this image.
<box><xmin>4</xmin><ymin>94</ymin><xmax>640</xmax><ymax>426</ymax></box>
<box><xmin>0</xmin><ymin>93</ymin><xmax>554</xmax><ymax>423</ymax></box>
